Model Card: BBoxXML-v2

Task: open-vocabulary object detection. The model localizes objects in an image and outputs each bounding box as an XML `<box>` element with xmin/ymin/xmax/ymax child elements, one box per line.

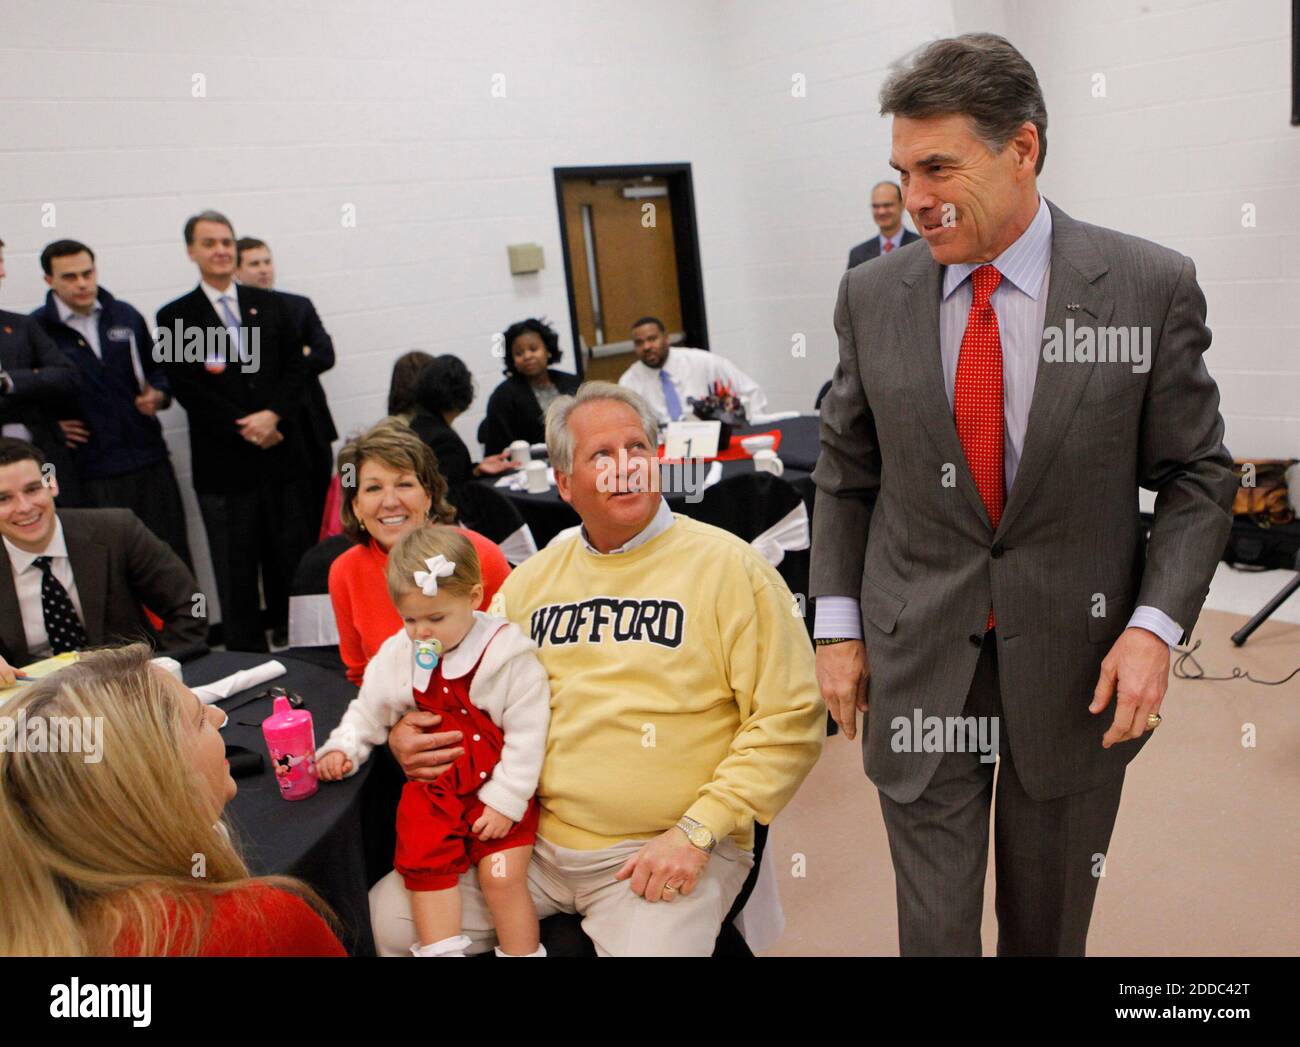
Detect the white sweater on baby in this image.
<box><xmin>316</xmin><ymin>611</ymin><xmax>551</xmax><ymax>823</ymax></box>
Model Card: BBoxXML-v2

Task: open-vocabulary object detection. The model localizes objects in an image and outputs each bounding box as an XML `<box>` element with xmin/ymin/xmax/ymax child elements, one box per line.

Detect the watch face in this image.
<box><xmin>689</xmin><ymin>826</ymin><xmax>713</xmax><ymax>848</ymax></box>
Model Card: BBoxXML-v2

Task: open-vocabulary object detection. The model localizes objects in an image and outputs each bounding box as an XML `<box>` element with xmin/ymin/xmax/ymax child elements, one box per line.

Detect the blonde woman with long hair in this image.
<box><xmin>0</xmin><ymin>644</ymin><xmax>344</xmax><ymax>956</ymax></box>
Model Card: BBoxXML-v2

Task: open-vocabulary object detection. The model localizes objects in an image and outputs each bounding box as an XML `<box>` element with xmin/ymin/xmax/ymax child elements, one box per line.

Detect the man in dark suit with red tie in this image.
<box><xmin>155</xmin><ymin>211</ymin><xmax>311</xmax><ymax>652</ymax></box>
<box><xmin>846</xmin><ymin>181</ymin><xmax>921</xmax><ymax>269</ymax></box>
<box><xmin>813</xmin><ymin>35</ymin><xmax>1234</xmax><ymax>956</ymax></box>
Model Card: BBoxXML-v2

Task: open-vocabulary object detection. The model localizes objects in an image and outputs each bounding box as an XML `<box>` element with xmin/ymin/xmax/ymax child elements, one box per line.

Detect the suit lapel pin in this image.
<box><xmin>248</xmin><ymin>307</ymin><xmax>258</xmax><ymax>316</ymax></box>
<box><xmin>1066</xmin><ymin>303</ymin><xmax>1081</xmax><ymax>310</ymax></box>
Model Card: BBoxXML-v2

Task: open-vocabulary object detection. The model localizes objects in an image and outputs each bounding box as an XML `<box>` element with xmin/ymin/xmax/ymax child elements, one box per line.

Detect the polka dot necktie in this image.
<box><xmin>33</xmin><ymin>556</ymin><xmax>88</xmax><ymax>654</ymax></box>
<box><xmin>953</xmin><ymin>264</ymin><xmax>1005</xmax><ymax>631</ymax></box>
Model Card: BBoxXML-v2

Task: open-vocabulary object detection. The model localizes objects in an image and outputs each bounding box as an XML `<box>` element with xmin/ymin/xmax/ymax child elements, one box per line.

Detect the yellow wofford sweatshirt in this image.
<box><xmin>488</xmin><ymin>514</ymin><xmax>825</xmax><ymax>852</ymax></box>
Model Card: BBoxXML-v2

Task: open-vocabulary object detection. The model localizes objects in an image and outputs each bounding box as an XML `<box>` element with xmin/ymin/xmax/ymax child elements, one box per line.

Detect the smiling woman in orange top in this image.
<box><xmin>328</xmin><ymin>419</ymin><xmax>510</xmax><ymax>686</ymax></box>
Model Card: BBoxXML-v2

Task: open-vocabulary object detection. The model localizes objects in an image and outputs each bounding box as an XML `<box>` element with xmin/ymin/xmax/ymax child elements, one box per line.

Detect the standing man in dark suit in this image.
<box><xmin>813</xmin><ymin>35</ymin><xmax>1235</xmax><ymax>956</ymax></box>
<box><xmin>33</xmin><ymin>239</ymin><xmax>192</xmax><ymax>568</ymax></box>
<box><xmin>155</xmin><ymin>211</ymin><xmax>311</xmax><ymax>653</ymax></box>
<box><xmin>0</xmin><ymin>438</ymin><xmax>205</xmax><ymax>684</ymax></box>
<box><xmin>0</xmin><ymin>236</ymin><xmax>82</xmax><ymax>503</ymax></box>
<box><xmin>846</xmin><ymin>181</ymin><xmax>920</xmax><ymax>268</ymax></box>
<box><xmin>234</xmin><ymin>236</ymin><xmax>337</xmax><ymax>535</ymax></box>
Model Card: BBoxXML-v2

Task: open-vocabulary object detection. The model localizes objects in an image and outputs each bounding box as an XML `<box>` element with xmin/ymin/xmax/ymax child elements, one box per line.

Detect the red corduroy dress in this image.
<box><xmin>393</xmin><ymin>637</ymin><xmax>539</xmax><ymax>891</ymax></box>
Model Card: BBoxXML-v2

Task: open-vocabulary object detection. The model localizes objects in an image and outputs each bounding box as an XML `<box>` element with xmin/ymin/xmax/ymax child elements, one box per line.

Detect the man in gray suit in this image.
<box><xmin>812</xmin><ymin>34</ymin><xmax>1235</xmax><ymax>956</ymax></box>
<box><xmin>0</xmin><ymin>437</ymin><xmax>206</xmax><ymax>682</ymax></box>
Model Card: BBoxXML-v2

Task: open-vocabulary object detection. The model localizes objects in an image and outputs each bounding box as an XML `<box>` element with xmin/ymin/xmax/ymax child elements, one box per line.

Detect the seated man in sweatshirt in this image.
<box><xmin>371</xmin><ymin>382</ymin><xmax>825</xmax><ymax>956</ymax></box>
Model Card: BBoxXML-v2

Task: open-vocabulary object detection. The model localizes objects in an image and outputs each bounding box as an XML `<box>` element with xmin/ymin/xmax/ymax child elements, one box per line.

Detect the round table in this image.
<box><xmin>489</xmin><ymin>414</ymin><xmax>821</xmax><ymax>547</ymax></box>
<box><xmin>188</xmin><ymin>651</ymin><xmax>403</xmax><ymax>956</ymax></box>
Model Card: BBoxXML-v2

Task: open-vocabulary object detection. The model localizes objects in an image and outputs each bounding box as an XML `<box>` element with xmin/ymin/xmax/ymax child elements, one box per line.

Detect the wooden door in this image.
<box><xmin>560</xmin><ymin>177</ymin><xmax>683</xmax><ymax>382</ymax></box>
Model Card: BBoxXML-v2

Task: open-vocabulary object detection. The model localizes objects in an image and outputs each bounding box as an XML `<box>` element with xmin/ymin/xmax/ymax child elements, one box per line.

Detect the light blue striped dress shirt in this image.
<box><xmin>815</xmin><ymin>196</ymin><xmax>1181</xmax><ymax>647</ymax></box>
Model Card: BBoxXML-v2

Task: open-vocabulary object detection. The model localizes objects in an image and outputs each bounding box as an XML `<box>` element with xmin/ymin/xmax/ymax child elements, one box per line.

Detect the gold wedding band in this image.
<box><xmin>663</xmin><ymin>883</ymin><xmax>680</xmax><ymax>894</ymax></box>
<box><xmin>1146</xmin><ymin>713</ymin><xmax>1162</xmax><ymax>729</ymax></box>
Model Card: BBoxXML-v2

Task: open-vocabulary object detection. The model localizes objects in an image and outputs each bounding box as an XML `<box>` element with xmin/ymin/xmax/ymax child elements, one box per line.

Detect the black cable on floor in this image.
<box><xmin>1171</xmin><ymin>639</ymin><xmax>1300</xmax><ymax>686</ymax></box>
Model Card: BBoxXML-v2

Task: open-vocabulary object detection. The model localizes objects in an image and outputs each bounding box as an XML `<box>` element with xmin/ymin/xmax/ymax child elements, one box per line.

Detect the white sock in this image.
<box><xmin>494</xmin><ymin>942</ymin><xmax>547</xmax><ymax>957</ymax></box>
<box><xmin>411</xmin><ymin>934</ymin><xmax>472</xmax><ymax>957</ymax></box>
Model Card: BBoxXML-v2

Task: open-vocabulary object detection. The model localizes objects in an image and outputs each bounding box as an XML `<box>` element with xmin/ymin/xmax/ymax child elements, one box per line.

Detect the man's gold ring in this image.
<box><xmin>1146</xmin><ymin>713</ymin><xmax>1162</xmax><ymax>729</ymax></box>
<box><xmin>663</xmin><ymin>883</ymin><xmax>680</xmax><ymax>894</ymax></box>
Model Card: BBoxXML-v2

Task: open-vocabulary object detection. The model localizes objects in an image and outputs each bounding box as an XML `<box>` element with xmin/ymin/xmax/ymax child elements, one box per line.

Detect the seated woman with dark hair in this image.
<box><xmin>408</xmin><ymin>355</ymin><xmax>515</xmax><ymax>510</ymax></box>
<box><xmin>0</xmin><ymin>644</ymin><xmax>345</xmax><ymax>956</ymax></box>
<box><xmin>478</xmin><ymin>318</ymin><xmax>581</xmax><ymax>456</ymax></box>
<box><xmin>387</xmin><ymin>350</ymin><xmax>435</xmax><ymax>422</ymax></box>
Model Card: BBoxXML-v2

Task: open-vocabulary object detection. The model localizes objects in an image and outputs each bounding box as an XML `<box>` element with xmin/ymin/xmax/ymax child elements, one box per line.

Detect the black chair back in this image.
<box><xmin>286</xmin><ymin>534</ymin><xmax>356</xmax><ymax>669</ymax></box>
<box><xmin>689</xmin><ymin>472</ymin><xmax>803</xmax><ymax>542</ymax></box>
<box><xmin>815</xmin><ymin>379</ymin><xmax>832</xmax><ymax>411</ymax></box>
<box><xmin>456</xmin><ymin>482</ymin><xmax>538</xmax><ymax>563</ymax></box>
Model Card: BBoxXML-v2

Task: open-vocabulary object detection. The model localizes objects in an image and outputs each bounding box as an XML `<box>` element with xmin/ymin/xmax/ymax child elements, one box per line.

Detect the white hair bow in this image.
<box><xmin>413</xmin><ymin>555</ymin><xmax>456</xmax><ymax>597</ymax></box>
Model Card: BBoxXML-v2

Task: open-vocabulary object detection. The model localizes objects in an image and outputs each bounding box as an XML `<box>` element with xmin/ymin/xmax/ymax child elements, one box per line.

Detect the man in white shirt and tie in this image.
<box><xmin>154</xmin><ymin>211</ymin><xmax>310</xmax><ymax>653</ymax></box>
<box><xmin>617</xmin><ymin>316</ymin><xmax>767</xmax><ymax>426</ymax></box>
<box><xmin>0</xmin><ymin>437</ymin><xmax>205</xmax><ymax>684</ymax></box>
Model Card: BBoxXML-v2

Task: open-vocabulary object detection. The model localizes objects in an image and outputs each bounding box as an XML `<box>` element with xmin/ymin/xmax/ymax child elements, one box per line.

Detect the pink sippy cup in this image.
<box><xmin>262</xmin><ymin>694</ymin><xmax>319</xmax><ymax>800</ymax></box>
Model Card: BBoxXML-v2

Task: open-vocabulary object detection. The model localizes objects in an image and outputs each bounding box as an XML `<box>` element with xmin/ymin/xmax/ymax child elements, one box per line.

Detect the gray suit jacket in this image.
<box><xmin>0</xmin><ymin>508</ymin><xmax>207</xmax><ymax>666</ymax></box>
<box><xmin>811</xmin><ymin>201</ymin><xmax>1235</xmax><ymax>804</ymax></box>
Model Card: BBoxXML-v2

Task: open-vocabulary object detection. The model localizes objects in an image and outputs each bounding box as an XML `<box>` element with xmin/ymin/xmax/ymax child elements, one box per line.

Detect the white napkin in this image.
<box><xmin>191</xmin><ymin>660</ymin><xmax>286</xmax><ymax>705</ymax></box>
<box><xmin>150</xmin><ymin>656</ymin><xmax>183</xmax><ymax>682</ymax></box>
<box><xmin>495</xmin><ymin>467</ymin><xmax>556</xmax><ymax>491</ymax></box>
<box><xmin>750</xmin><ymin>503</ymin><xmax>811</xmax><ymax>567</ymax></box>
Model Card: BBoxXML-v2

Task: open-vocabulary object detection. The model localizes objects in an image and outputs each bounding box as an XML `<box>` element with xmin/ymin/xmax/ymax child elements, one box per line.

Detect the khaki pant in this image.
<box><xmin>370</xmin><ymin>833</ymin><xmax>753</xmax><ymax>957</ymax></box>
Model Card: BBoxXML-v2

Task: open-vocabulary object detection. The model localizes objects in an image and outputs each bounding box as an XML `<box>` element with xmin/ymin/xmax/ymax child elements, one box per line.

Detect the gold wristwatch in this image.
<box><xmin>675</xmin><ymin>816</ymin><xmax>716</xmax><ymax>853</ymax></box>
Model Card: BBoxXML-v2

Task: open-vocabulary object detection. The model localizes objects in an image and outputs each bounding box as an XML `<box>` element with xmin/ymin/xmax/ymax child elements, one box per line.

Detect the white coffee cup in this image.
<box><xmin>508</xmin><ymin>439</ymin><xmax>531</xmax><ymax>466</ymax></box>
<box><xmin>753</xmin><ymin>449</ymin><xmax>784</xmax><ymax>476</ymax></box>
<box><xmin>524</xmin><ymin>460</ymin><xmax>550</xmax><ymax>493</ymax></box>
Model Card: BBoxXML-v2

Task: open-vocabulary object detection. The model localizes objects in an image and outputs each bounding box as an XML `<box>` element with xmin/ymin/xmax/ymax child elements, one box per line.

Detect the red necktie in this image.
<box><xmin>954</xmin><ymin>264</ymin><xmax>1004</xmax><ymax>630</ymax></box>
<box><xmin>882</xmin><ymin>239</ymin><xmax>893</xmax><ymax>253</ymax></box>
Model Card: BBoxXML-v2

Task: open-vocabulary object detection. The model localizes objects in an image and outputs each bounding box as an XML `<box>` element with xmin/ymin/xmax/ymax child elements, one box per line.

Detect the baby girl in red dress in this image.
<box><xmin>318</xmin><ymin>525</ymin><xmax>551</xmax><ymax>956</ymax></box>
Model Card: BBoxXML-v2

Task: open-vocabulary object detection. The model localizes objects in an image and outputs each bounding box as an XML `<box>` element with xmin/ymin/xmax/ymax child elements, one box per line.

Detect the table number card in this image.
<box><xmin>663</xmin><ymin>420</ymin><xmax>721</xmax><ymax>460</ymax></box>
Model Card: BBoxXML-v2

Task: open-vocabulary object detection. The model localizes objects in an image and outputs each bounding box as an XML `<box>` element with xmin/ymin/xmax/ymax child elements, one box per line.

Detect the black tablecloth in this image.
<box><xmin>488</xmin><ymin>414</ymin><xmax>821</xmax><ymax>548</ymax></box>
<box><xmin>742</xmin><ymin>414</ymin><xmax>820</xmax><ymax>472</ymax></box>
<box><xmin>189</xmin><ymin>651</ymin><xmax>403</xmax><ymax>956</ymax></box>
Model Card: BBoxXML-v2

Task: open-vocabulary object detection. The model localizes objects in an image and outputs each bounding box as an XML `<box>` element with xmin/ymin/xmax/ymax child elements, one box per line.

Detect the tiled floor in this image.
<box><xmin>760</xmin><ymin>607</ymin><xmax>1300</xmax><ymax>956</ymax></box>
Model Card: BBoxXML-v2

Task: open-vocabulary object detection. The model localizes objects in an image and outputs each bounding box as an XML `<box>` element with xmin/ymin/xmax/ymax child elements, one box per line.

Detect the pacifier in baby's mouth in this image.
<box><xmin>412</xmin><ymin>637</ymin><xmax>444</xmax><ymax>692</ymax></box>
<box><xmin>415</xmin><ymin>638</ymin><xmax>444</xmax><ymax>670</ymax></box>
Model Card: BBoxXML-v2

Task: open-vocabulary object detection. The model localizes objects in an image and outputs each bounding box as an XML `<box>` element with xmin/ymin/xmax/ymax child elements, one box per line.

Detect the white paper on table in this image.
<box><xmin>748</xmin><ymin>410</ymin><xmax>804</xmax><ymax>424</ymax></box>
<box><xmin>703</xmin><ymin>460</ymin><xmax>724</xmax><ymax>490</ymax></box>
<box><xmin>191</xmin><ymin>660</ymin><xmax>286</xmax><ymax>705</ymax></box>
<box><xmin>663</xmin><ymin>420</ymin><xmax>720</xmax><ymax>459</ymax></box>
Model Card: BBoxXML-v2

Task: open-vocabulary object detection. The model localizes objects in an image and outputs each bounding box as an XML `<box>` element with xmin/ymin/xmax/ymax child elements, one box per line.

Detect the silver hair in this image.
<box><xmin>879</xmin><ymin>33</ymin><xmax>1048</xmax><ymax>175</ymax></box>
<box><xmin>545</xmin><ymin>381</ymin><xmax>659</xmax><ymax>474</ymax></box>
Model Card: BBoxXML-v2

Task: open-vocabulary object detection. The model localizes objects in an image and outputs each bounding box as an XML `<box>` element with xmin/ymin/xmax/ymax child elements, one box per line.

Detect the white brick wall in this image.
<box><xmin>0</xmin><ymin>0</ymin><xmax>1293</xmax><ymax>616</ymax></box>
<box><xmin>1005</xmin><ymin>0</ymin><xmax>1300</xmax><ymax>459</ymax></box>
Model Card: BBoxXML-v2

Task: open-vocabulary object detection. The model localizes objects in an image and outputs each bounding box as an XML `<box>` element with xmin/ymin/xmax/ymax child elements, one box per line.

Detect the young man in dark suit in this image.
<box><xmin>846</xmin><ymin>181</ymin><xmax>921</xmax><ymax>268</ymax></box>
<box><xmin>0</xmin><ymin>236</ymin><xmax>82</xmax><ymax>503</ymax></box>
<box><xmin>155</xmin><ymin>211</ymin><xmax>311</xmax><ymax>653</ymax></box>
<box><xmin>234</xmin><ymin>236</ymin><xmax>337</xmax><ymax>540</ymax></box>
<box><xmin>32</xmin><ymin>239</ymin><xmax>192</xmax><ymax>568</ymax></box>
<box><xmin>0</xmin><ymin>438</ymin><xmax>205</xmax><ymax>685</ymax></box>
